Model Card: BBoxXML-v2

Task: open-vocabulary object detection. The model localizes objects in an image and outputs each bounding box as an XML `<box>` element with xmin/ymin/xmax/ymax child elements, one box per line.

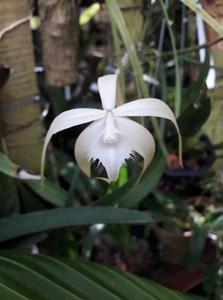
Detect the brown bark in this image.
<box><xmin>0</xmin><ymin>0</ymin><xmax>44</xmax><ymax>172</ymax></box>
<box><xmin>39</xmin><ymin>0</ymin><xmax>79</xmax><ymax>87</ymax></box>
<box><xmin>201</xmin><ymin>1</ymin><xmax>223</xmax><ymax>151</ymax></box>
<box><xmin>201</xmin><ymin>0</ymin><xmax>223</xmax><ymax>51</ymax></box>
<box><xmin>118</xmin><ymin>0</ymin><xmax>143</xmax><ymax>46</ymax></box>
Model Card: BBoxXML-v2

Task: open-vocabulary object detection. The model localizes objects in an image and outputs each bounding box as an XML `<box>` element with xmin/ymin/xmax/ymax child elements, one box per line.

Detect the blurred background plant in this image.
<box><xmin>0</xmin><ymin>0</ymin><xmax>223</xmax><ymax>299</ymax></box>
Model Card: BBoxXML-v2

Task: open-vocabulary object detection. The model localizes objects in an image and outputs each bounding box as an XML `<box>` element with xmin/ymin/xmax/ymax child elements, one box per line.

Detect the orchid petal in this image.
<box><xmin>113</xmin><ymin>98</ymin><xmax>183</xmax><ymax>166</ymax></box>
<box><xmin>116</xmin><ymin>117</ymin><xmax>155</xmax><ymax>176</ymax></box>
<box><xmin>41</xmin><ymin>108</ymin><xmax>106</xmax><ymax>182</ymax></box>
<box><xmin>98</xmin><ymin>74</ymin><xmax>123</xmax><ymax>110</ymax></box>
<box><xmin>75</xmin><ymin>118</ymin><xmax>133</xmax><ymax>183</ymax></box>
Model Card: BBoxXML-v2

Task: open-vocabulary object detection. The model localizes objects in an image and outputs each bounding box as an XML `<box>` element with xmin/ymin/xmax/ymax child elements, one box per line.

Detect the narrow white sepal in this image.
<box><xmin>41</xmin><ymin>108</ymin><xmax>105</xmax><ymax>183</ymax></box>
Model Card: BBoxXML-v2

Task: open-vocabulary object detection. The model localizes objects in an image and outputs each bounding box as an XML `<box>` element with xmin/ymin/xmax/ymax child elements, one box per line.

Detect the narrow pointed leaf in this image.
<box><xmin>0</xmin><ymin>252</ymin><xmax>192</xmax><ymax>300</ymax></box>
<box><xmin>25</xmin><ymin>179</ymin><xmax>69</xmax><ymax>207</ymax></box>
<box><xmin>0</xmin><ymin>207</ymin><xmax>154</xmax><ymax>242</ymax></box>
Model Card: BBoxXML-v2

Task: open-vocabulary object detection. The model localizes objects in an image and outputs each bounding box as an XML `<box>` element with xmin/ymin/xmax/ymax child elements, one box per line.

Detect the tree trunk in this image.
<box><xmin>201</xmin><ymin>0</ymin><xmax>223</xmax><ymax>167</ymax></box>
<box><xmin>118</xmin><ymin>0</ymin><xmax>143</xmax><ymax>46</ymax></box>
<box><xmin>0</xmin><ymin>0</ymin><xmax>44</xmax><ymax>173</ymax></box>
<box><xmin>39</xmin><ymin>0</ymin><xmax>79</xmax><ymax>87</ymax></box>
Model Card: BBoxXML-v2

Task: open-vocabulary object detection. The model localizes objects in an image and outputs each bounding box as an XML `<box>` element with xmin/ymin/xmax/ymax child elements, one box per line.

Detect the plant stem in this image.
<box><xmin>159</xmin><ymin>0</ymin><xmax>181</xmax><ymax>118</ymax></box>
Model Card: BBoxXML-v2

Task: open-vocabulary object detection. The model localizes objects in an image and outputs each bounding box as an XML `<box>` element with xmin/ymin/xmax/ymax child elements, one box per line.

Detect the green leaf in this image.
<box><xmin>178</xmin><ymin>96</ymin><xmax>211</xmax><ymax>137</ymax></box>
<box><xmin>0</xmin><ymin>252</ymin><xmax>191</xmax><ymax>300</ymax></box>
<box><xmin>116</xmin><ymin>271</ymin><xmax>186</xmax><ymax>300</ymax></box>
<box><xmin>0</xmin><ymin>152</ymin><xmax>68</xmax><ymax>208</ymax></box>
<box><xmin>0</xmin><ymin>282</ymin><xmax>28</xmax><ymax>300</ymax></box>
<box><xmin>106</xmin><ymin>0</ymin><xmax>168</xmax><ymax>158</ymax></box>
<box><xmin>96</xmin><ymin>152</ymin><xmax>166</xmax><ymax>208</ymax></box>
<box><xmin>183</xmin><ymin>52</ymin><xmax>210</xmax><ymax>110</ymax></box>
<box><xmin>0</xmin><ymin>207</ymin><xmax>154</xmax><ymax>242</ymax></box>
<box><xmin>189</xmin><ymin>225</ymin><xmax>207</xmax><ymax>264</ymax></box>
<box><xmin>211</xmin><ymin>214</ymin><xmax>223</xmax><ymax>230</ymax></box>
<box><xmin>0</xmin><ymin>151</ymin><xmax>17</xmax><ymax>177</ymax></box>
<box><xmin>25</xmin><ymin>179</ymin><xmax>69</xmax><ymax>207</ymax></box>
<box><xmin>0</xmin><ymin>175</ymin><xmax>19</xmax><ymax>217</ymax></box>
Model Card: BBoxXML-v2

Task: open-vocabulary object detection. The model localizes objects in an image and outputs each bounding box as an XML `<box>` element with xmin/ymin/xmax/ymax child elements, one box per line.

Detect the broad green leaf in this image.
<box><xmin>0</xmin><ymin>252</ymin><xmax>191</xmax><ymax>300</ymax></box>
<box><xmin>69</xmin><ymin>260</ymin><xmax>156</xmax><ymax>300</ymax></box>
<box><xmin>0</xmin><ymin>150</ymin><xmax>76</xmax><ymax>208</ymax></box>
<box><xmin>185</xmin><ymin>295</ymin><xmax>206</xmax><ymax>300</ymax></box>
<box><xmin>211</xmin><ymin>215</ymin><xmax>223</xmax><ymax>230</ymax></box>
<box><xmin>0</xmin><ymin>151</ymin><xmax>17</xmax><ymax>177</ymax></box>
<box><xmin>0</xmin><ymin>257</ymin><xmax>80</xmax><ymax>300</ymax></box>
<box><xmin>0</xmin><ymin>151</ymin><xmax>40</xmax><ymax>180</ymax></box>
<box><xmin>117</xmin><ymin>271</ymin><xmax>185</xmax><ymax>300</ymax></box>
<box><xmin>0</xmin><ymin>207</ymin><xmax>154</xmax><ymax>242</ymax></box>
<box><xmin>183</xmin><ymin>52</ymin><xmax>210</xmax><ymax>110</ymax></box>
<box><xmin>0</xmin><ymin>282</ymin><xmax>28</xmax><ymax>300</ymax></box>
<box><xmin>0</xmin><ymin>176</ymin><xmax>19</xmax><ymax>217</ymax></box>
<box><xmin>25</xmin><ymin>179</ymin><xmax>69</xmax><ymax>207</ymax></box>
<box><xmin>178</xmin><ymin>96</ymin><xmax>211</xmax><ymax>137</ymax></box>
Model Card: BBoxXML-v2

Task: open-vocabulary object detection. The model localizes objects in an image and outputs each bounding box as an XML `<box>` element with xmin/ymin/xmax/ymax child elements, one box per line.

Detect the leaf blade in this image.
<box><xmin>0</xmin><ymin>207</ymin><xmax>154</xmax><ymax>242</ymax></box>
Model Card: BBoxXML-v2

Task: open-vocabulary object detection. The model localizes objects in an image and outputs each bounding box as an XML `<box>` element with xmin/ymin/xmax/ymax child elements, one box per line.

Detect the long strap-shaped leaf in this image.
<box><xmin>0</xmin><ymin>207</ymin><xmax>155</xmax><ymax>242</ymax></box>
<box><xmin>0</xmin><ymin>252</ymin><xmax>193</xmax><ymax>300</ymax></box>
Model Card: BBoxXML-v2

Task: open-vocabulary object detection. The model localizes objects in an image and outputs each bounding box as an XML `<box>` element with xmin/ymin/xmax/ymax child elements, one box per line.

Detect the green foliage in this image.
<box><xmin>0</xmin><ymin>252</ymin><xmax>189</xmax><ymax>300</ymax></box>
<box><xmin>0</xmin><ymin>151</ymin><xmax>17</xmax><ymax>178</ymax></box>
<box><xmin>178</xmin><ymin>96</ymin><xmax>211</xmax><ymax>138</ymax></box>
<box><xmin>26</xmin><ymin>180</ymin><xmax>69</xmax><ymax>207</ymax></box>
<box><xmin>96</xmin><ymin>152</ymin><xmax>166</xmax><ymax>208</ymax></box>
<box><xmin>0</xmin><ymin>207</ymin><xmax>155</xmax><ymax>242</ymax></box>
<box><xmin>0</xmin><ymin>1</ymin><xmax>222</xmax><ymax>299</ymax></box>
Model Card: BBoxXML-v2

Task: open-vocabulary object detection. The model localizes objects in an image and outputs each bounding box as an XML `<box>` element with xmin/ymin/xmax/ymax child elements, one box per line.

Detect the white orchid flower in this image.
<box><xmin>41</xmin><ymin>74</ymin><xmax>182</xmax><ymax>183</ymax></box>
